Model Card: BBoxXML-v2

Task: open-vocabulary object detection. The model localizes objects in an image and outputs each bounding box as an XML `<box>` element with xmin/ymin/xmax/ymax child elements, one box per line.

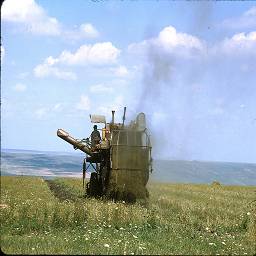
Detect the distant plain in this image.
<box><xmin>1</xmin><ymin>149</ymin><xmax>256</xmax><ymax>185</ymax></box>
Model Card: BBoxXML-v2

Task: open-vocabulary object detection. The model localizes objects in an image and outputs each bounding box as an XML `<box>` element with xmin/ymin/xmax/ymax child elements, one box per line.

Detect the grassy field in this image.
<box><xmin>1</xmin><ymin>176</ymin><xmax>255</xmax><ymax>255</ymax></box>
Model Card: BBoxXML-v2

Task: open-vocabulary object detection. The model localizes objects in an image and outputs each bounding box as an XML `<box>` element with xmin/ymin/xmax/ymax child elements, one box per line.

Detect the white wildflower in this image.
<box><xmin>104</xmin><ymin>243</ymin><xmax>110</xmax><ymax>248</ymax></box>
<box><xmin>0</xmin><ymin>204</ymin><xmax>9</xmax><ymax>209</ymax></box>
<box><xmin>246</xmin><ymin>212</ymin><xmax>251</xmax><ymax>216</ymax></box>
<box><xmin>222</xmin><ymin>242</ymin><xmax>226</xmax><ymax>245</ymax></box>
<box><xmin>133</xmin><ymin>235</ymin><xmax>138</xmax><ymax>239</ymax></box>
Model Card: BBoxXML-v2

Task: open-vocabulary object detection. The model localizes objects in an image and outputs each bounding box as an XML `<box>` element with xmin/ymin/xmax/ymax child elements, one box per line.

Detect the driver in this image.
<box><xmin>90</xmin><ymin>124</ymin><xmax>101</xmax><ymax>148</ymax></box>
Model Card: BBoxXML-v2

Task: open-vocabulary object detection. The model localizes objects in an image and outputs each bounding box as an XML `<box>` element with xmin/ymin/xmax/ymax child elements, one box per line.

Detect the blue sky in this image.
<box><xmin>1</xmin><ymin>0</ymin><xmax>256</xmax><ymax>163</ymax></box>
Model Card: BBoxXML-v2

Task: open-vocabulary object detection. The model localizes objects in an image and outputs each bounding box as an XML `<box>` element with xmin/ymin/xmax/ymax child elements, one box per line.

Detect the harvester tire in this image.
<box><xmin>87</xmin><ymin>172</ymin><xmax>99</xmax><ymax>197</ymax></box>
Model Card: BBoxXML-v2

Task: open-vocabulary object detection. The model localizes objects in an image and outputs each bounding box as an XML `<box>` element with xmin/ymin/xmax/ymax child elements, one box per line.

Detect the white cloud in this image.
<box><xmin>158</xmin><ymin>26</ymin><xmax>203</xmax><ymax>50</ymax></box>
<box><xmin>76</xmin><ymin>95</ymin><xmax>91</xmax><ymax>111</ymax></box>
<box><xmin>26</xmin><ymin>17</ymin><xmax>61</xmax><ymax>36</ymax></box>
<box><xmin>128</xmin><ymin>25</ymin><xmax>204</xmax><ymax>58</ymax></box>
<box><xmin>45</xmin><ymin>56</ymin><xmax>59</xmax><ymax>66</ymax></box>
<box><xmin>111</xmin><ymin>65</ymin><xmax>129</xmax><ymax>77</ymax></box>
<box><xmin>1</xmin><ymin>45</ymin><xmax>5</xmax><ymax>62</ymax></box>
<box><xmin>34</xmin><ymin>42</ymin><xmax>120</xmax><ymax>80</ymax></box>
<box><xmin>2</xmin><ymin>0</ymin><xmax>61</xmax><ymax>36</ymax></box>
<box><xmin>131</xmin><ymin>26</ymin><xmax>256</xmax><ymax>59</ymax></box>
<box><xmin>2</xmin><ymin>0</ymin><xmax>100</xmax><ymax>40</ymax></box>
<box><xmin>57</xmin><ymin>42</ymin><xmax>120</xmax><ymax>66</ymax></box>
<box><xmin>222</xmin><ymin>6</ymin><xmax>256</xmax><ymax>30</ymax></box>
<box><xmin>13</xmin><ymin>83</ymin><xmax>27</xmax><ymax>92</ymax></box>
<box><xmin>246</xmin><ymin>6</ymin><xmax>256</xmax><ymax>16</ymax></box>
<box><xmin>2</xmin><ymin>0</ymin><xmax>43</xmax><ymax>22</ymax></box>
<box><xmin>215</xmin><ymin>31</ymin><xmax>256</xmax><ymax>56</ymax></box>
<box><xmin>63</xmin><ymin>23</ymin><xmax>100</xmax><ymax>41</ymax></box>
<box><xmin>79</xmin><ymin>23</ymin><xmax>99</xmax><ymax>38</ymax></box>
<box><xmin>37</xmin><ymin>42</ymin><xmax>120</xmax><ymax>68</ymax></box>
<box><xmin>89</xmin><ymin>84</ymin><xmax>113</xmax><ymax>93</ymax></box>
<box><xmin>33</xmin><ymin>63</ymin><xmax>77</xmax><ymax>80</ymax></box>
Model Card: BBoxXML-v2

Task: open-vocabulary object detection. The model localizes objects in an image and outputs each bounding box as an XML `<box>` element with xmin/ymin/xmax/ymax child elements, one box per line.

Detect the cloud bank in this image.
<box><xmin>33</xmin><ymin>42</ymin><xmax>120</xmax><ymax>79</ymax></box>
<box><xmin>2</xmin><ymin>0</ymin><xmax>99</xmax><ymax>39</ymax></box>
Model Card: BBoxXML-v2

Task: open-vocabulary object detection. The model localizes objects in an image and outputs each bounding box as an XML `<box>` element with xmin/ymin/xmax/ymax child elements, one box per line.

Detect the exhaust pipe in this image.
<box><xmin>112</xmin><ymin>110</ymin><xmax>115</xmax><ymax>124</ymax></box>
<box><xmin>122</xmin><ymin>106</ymin><xmax>126</xmax><ymax>127</ymax></box>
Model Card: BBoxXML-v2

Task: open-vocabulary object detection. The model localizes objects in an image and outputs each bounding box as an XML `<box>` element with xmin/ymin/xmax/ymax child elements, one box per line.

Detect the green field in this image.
<box><xmin>1</xmin><ymin>176</ymin><xmax>255</xmax><ymax>255</ymax></box>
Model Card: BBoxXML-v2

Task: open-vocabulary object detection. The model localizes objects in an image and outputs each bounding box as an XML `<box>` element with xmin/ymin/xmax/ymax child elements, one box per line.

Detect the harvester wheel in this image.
<box><xmin>145</xmin><ymin>188</ymin><xmax>149</xmax><ymax>198</ymax></box>
<box><xmin>87</xmin><ymin>172</ymin><xmax>99</xmax><ymax>197</ymax></box>
<box><xmin>101</xmin><ymin>166</ymin><xmax>109</xmax><ymax>194</ymax></box>
<box><xmin>125</xmin><ymin>192</ymin><xmax>136</xmax><ymax>204</ymax></box>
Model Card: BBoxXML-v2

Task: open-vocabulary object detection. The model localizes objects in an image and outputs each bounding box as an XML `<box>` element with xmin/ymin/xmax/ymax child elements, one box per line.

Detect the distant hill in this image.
<box><xmin>152</xmin><ymin>159</ymin><xmax>256</xmax><ymax>186</ymax></box>
<box><xmin>1</xmin><ymin>148</ymin><xmax>83</xmax><ymax>156</ymax></box>
<box><xmin>1</xmin><ymin>149</ymin><xmax>256</xmax><ymax>186</ymax></box>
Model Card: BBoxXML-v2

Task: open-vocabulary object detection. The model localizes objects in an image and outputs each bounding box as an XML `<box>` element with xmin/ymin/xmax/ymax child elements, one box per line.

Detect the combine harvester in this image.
<box><xmin>57</xmin><ymin>107</ymin><xmax>152</xmax><ymax>203</ymax></box>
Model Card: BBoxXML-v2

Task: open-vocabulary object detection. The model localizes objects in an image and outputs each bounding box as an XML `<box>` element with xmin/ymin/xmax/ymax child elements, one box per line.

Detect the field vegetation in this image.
<box><xmin>1</xmin><ymin>176</ymin><xmax>255</xmax><ymax>255</ymax></box>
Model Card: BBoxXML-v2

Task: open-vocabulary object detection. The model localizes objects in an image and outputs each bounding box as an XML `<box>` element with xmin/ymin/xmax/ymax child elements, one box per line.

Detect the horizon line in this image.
<box><xmin>1</xmin><ymin>148</ymin><xmax>256</xmax><ymax>165</ymax></box>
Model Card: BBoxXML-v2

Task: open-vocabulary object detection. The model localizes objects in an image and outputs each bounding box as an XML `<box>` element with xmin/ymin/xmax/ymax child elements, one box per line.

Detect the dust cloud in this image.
<box><xmin>133</xmin><ymin>2</ymin><xmax>216</xmax><ymax>161</ymax></box>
